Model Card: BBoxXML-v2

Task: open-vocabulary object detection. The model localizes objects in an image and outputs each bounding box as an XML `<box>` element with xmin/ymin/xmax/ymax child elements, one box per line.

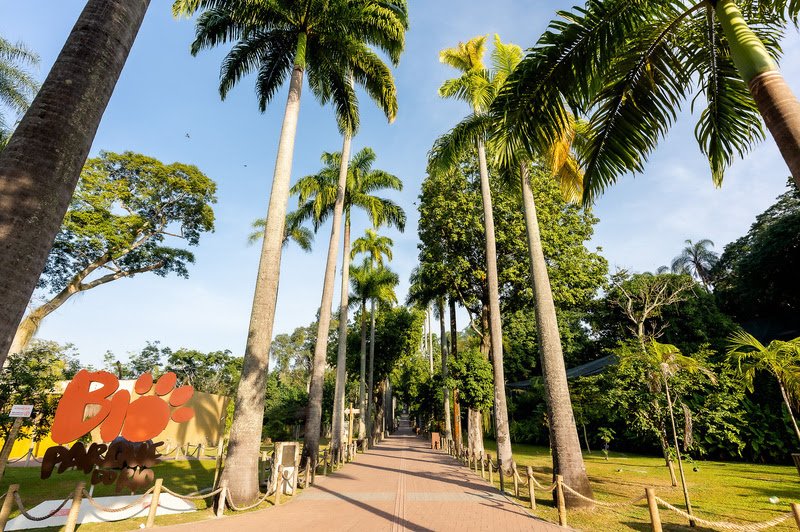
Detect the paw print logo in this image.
<box><xmin>52</xmin><ymin>369</ymin><xmax>196</xmax><ymax>444</ymax></box>
<box><xmin>122</xmin><ymin>372</ymin><xmax>195</xmax><ymax>442</ymax></box>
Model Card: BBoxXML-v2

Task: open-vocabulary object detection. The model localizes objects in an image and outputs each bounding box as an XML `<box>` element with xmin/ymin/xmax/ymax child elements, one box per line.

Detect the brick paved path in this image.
<box><xmin>161</xmin><ymin>419</ymin><xmax>562</xmax><ymax>531</ymax></box>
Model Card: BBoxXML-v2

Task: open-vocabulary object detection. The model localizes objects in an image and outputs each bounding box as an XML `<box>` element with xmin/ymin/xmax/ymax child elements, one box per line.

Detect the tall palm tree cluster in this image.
<box><xmin>0</xmin><ymin>0</ymin><xmax>799</xmax><ymax>512</ymax></box>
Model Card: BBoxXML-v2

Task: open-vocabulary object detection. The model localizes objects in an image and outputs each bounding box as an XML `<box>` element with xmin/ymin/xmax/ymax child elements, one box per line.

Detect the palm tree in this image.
<box><xmin>0</xmin><ymin>0</ymin><xmax>151</xmax><ymax>366</ymax></box>
<box><xmin>671</xmin><ymin>239</ymin><xmax>718</xmax><ymax>288</ymax></box>
<box><xmin>176</xmin><ymin>0</ymin><xmax>406</xmax><ymax>504</ymax></box>
<box><xmin>438</xmin><ymin>34</ymin><xmax>514</xmax><ymax>474</ymax></box>
<box><xmin>0</xmin><ymin>36</ymin><xmax>39</xmax><ymax>149</ymax></box>
<box><xmin>496</xmin><ymin>1</ymin><xmax>800</xmax><ymax>201</ymax></box>
<box><xmin>620</xmin><ymin>340</ymin><xmax>716</xmax><ymax>525</ymax></box>
<box><xmin>350</xmin><ymin>230</ymin><xmax>395</xmax><ymax>445</ymax></box>
<box><xmin>292</xmin><ymin>148</ymin><xmax>404</xmax><ymax>460</ymax></box>
<box><xmin>728</xmin><ymin>331</ymin><xmax>800</xmax><ymax>442</ymax></box>
<box><xmin>248</xmin><ymin>211</ymin><xmax>314</xmax><ymax>251</ymax></box>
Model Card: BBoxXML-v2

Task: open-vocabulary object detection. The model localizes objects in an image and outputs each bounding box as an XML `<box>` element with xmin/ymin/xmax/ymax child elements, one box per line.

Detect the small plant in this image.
<box><xmin>597</xmin><ymin>427</ymin><xmax>615</xmax><ymax>461</ymax></box>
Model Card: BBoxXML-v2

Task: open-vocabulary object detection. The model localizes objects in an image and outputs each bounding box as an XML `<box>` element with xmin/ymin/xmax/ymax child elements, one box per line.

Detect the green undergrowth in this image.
<box><xmin>478</xmin><ymin>440</ymin><xmax>800</xmax><ymax>531</ymax></box>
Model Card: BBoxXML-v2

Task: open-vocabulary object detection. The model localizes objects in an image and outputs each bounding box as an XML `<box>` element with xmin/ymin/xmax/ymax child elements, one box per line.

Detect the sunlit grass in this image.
<box><xmin>478</xmin><ymin>440</ymin><xmax>800</xmax><ymax>531</ymax></box>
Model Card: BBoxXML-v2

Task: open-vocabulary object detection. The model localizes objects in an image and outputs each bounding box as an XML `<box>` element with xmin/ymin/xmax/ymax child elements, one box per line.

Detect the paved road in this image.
<box><xmin>161</xmin><ymin>421</ymin><xmax>562</xmax><ymax>531</ymax></box>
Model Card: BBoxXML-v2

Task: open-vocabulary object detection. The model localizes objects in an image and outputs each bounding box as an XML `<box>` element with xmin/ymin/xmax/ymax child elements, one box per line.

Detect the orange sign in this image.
<box><xmin>44</xmin><ymin>370</ymin><xmax>195</xmax><ymax>491</ymax></box>
<box><xmin>52</xmin><ymin>370</ymin><xmax>195</xmax><ymax>444</ymax></box>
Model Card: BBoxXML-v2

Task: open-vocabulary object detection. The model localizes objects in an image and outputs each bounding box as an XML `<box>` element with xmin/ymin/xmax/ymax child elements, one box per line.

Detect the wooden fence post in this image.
<box><xmin>274</xmin><ymin>465</ymin><xmax>284</xmax><ymax>506</ymax></box>
<box><xmin>145</xmin><ymin>478</ymin><xmax>163</xmax><ymax>528</ymax></box>
<box><xmin>0</xmin><ymin>484</ymin><xmax>19</xmax><ymax>530</ymax></box>
<box><xmin>527</xmin><ymin>466</ymin><xmax>535</xmax><ymax>510</ymax></box>
<box><xmin>646</xmin><ymin>488</ymin><xmax>662</xmax><ymax>532</ymax></box>
<box><xmin>481</xmin><ymin>455</ymin><xmax>485</xmax><ymax>479</ymax></box>
<box><xmin>498</xmin><ymin>458</ymin><xmax>505</xmax><ymax>494</ymax></box>
<box><xmin>556</xmin><ymin>475</ymin><xmax>567</xmax><ymax>527</ymax></box>
<box><xmin>513</xmin><ymin>463</ymin><xmax>519</xmax><ymax>497</ymax></box>
<box><xmin>792</xmin><ymin>502</ymin><xmax>800</xmax><ymax>530</ymax></box>
<box><xmin>216</xmin><ymin>479</ymin><xmax>228</xmax><ymax>518</ymax></box>
<box><xmin>323</xmin><ymin>450</ymin><xmax>328</xmax><ymax>476</ymax></box>
<box><xmin>64</xmin><ymin>481</ymin><xmax>85</xmax><ymax>532</ymax></box>
<box><xmin>489</xmin><ymin>458</ymin><xmax>494</xmax><ymax>486</ymax></box>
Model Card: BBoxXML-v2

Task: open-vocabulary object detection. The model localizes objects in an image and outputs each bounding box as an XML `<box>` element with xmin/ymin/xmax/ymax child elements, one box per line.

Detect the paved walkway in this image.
<box><xmin>162</xmin><ymin>419</ymin><xmax>561</xmax><ymax>531</ymax></box>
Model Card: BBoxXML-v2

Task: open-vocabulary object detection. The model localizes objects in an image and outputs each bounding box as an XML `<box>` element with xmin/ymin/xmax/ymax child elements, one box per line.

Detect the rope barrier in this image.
<box><xmin>80</xmin><ymin>487</ymin><xmax>155</xmax><ymax>513</ymax></box>
<box><xmin>13</xmin><ymin>492</ymin><xmax>71</xmax><ymax>522</ymax></box>
<box><xmin>224</xmin><ymin>486</ymin><xmax>274</xmax><ymax>512</ymax></box>
<box><xmin>654</xmin><ymin>497</ymin><xmax>794</xmax><ymax>532</ymax></box>
<box><xmin>161</xmin><ymin>485</ymin><xmax>224</xmax><ymax>501</ymax></box>
<box><xmin>561</xmin><ymin>483</ymin><xmax>647</xmax><ymax>508</ymax></box>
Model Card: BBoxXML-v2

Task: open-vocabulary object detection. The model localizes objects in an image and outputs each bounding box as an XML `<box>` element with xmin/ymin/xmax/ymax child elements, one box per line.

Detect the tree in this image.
<box><xmin>292</xmin><ymin>148</ymin><xmax>404</xmax><ymax>460</ymax></box>
<box><xmin>0</xmin><ymin>0</ymin><xmax>151</xmax><ymax>367</ymax></box>
<box><xmin>249</xmin><ymin>211</ymin><xmax>314</xmax><ymax>252</ymax></box>
<box><xmin>671</xmin><ymin>239</ymin><xmax>718</xmax><ymax>288</ymax></box>
<box><xmin>438</xmin><ymin>34</ymin><xmax>515</xmax><ymax>473</ymax></box>
<box><xmin>0</xmin><ymin>36</ymin><xmax>39</xmax><ymax>150</ymax></box>
<box><xmin>496</xmin><ymin>0</ymin><xmax>800</xmax><ymax>202</ymax></box>
<box><xmin>728</xmin><ymin>331</ymin><xmax>800</xmax><ymax>443</ymax></box>
<box><xmin>0</xmin><ymin>340</ymin><xmax>76</xmax><ymax>479</ymax></box>
<box><xmin>713</xmin><ymin>180</ymin><xmax>800</xmax><ymax>326</ymax></box>
<box><xmin>176</xmin><ymin>0</ymin><xmax>407</xmax><ymax>503</ymax></box>
<box><xmin>619</xmin><ymin>340</ymin><xmax>715</xmax><ymax>524</ymax></box>
<box><xmin>165</xmin><ymin>348</ymin><xmax>242</xmax><ymax>396</ymax></box>
<box><xmin>7</xmin><ymin>152</ymin><xmax>216</xmax><ymax>356</ymax></box>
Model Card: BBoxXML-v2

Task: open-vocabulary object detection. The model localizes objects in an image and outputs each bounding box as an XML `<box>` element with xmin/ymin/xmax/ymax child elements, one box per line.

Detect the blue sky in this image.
<box><xmin>2</xmin><ymin>1</ymin><xmax>798</xmax><ymax>367</ymax></box>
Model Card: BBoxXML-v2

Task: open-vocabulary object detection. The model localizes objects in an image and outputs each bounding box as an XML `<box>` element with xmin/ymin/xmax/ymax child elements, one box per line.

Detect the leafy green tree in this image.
<box><xmin>449</xmin><ymin>347</ymin><xmax>494</xmax><ymax>414</ymax></box>
<box><xmin>166</xmin><ymin>348</ymin><xmax>242</xmax><ymax>396</ymax></box>
<box><xmin>619</xmin><ymin>340</ymin><xmax>715</xmax><ymax>523</ymax></box>
<box><xmin>249</xmin><ymin>211</ymin><xmax>314</xmax><ymax>252</ymax></box>
<box><xmin>0</xmin><ymin>340</ymin><xmax>77</xmax><ymax>478</ymax></box>
<box><xmin>496</xmin><ymin>0</ymin><xmax>800</xmax><ymax>201</ymax></box>
<box><xmin>292</xmin><ymin>148</ymin><xmax>404</xmax><ymax>458</ymax></box>
<box><xmin>175</xmin><ymin>0</ymin><xmax>407</xmax><ymax>502</ymax></box>
<box><xmin>671</xmin><ymin>239</ymin><xmax>719</xmax><ymax>288</ymax></box>
<box><xmin>728</xmin><ymin>331</ymin><xmax>800</xmax><ymax>442</ymax></box>
<box><xmin>713</xmin><ymin>181</ymin><xmax>800</xmax><ymax>327</ymax></box>
<box><xmin>0</xmin><ymin>36</ymin><xmax>39</xmax><ymax>150</ymax></box>
<box><xmin>8</xmin><ymin>151</ymin><xmax>216</xmax><ymax>356</ymax></box>
<box><xmin>0</xmin><ymin>1</ymin><xmax>152</xmax><ymax>365</ymax></box>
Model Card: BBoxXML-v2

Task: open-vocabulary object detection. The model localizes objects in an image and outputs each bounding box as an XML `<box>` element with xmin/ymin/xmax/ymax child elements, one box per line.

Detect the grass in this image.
<box><xmin>478</xmin><ymin>440</ymin><xmax>800</xmax><ymax>531</ymax></box>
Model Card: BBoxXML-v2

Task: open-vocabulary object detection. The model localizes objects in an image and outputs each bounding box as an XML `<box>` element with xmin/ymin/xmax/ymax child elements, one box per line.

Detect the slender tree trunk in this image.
<box><xmin>663</xmin><ymin>376</ymin><xmax>694</xmax><ymax>526</ymax></box>
<box><xmin>778</xmin><ymin>381</ymin><xmax>800</xmax><ymax>443</ymax></box>
<box><xmin>303</xmin><ymin>131</ymin><xmax>352</xmax><ymax>465</ymax></box>
<box><xmin>358</xmin><ymin>298</ymin><xmax>367</xmax><ymax>440</ymax></box>
<box><xmin>449</xmin><ymin>297</ymin><xmax>462</xmax><ymax>452</ymax></box>
<box><xmin>427</xmin><ymin>308</ymin><xmax>434</xmax><ymax>373</ymax></box>
<box><xmin>0</xmin><ymin>418</ymin><xmax>24</xmax><ymax>480</ymax></box>
<box><xmin>439</xmin><ymin>298</ymin><xmax>451</xmax><ymax>441</ymax></box>
<box><xmin>372</xmin><ymin>380</ymin><xmax>386</xmax><ymax>443</ymax></box>
<box><xmin>0</xmin><ymin>0</ymin><xmax>150</xmax><ymax>364</ymax></box>
<box><xmin>222</xmin><ymin>41</ymin><xmax>305</xmax><ymax>505</ymax></box>
<box><xmin>656</xmin><ymin>406</ymin><xmax>679</xmax><ymax>487</ymax></box>
<box><xmin>519</xmin><ymin>165</ymin><xmax>592</xmax><ymax>506</ymax></box>
<box><xmin>367</xmin><ymin>298</ymin><xmax>377</xmax><ymax>447</ymax></box>
<box><xmin>716</xmin><ymin>0</ymin><xmax>800</xmax><ymax>186</ymax></box>
<box><xmin>476</xmin><ymin>140</ymin><xmax>512</xmax><ymax>473</ymax></box>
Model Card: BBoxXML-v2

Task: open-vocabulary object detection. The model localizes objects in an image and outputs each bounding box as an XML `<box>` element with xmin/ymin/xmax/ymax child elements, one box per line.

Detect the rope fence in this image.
<box><xmin>441</xmin><ymin>438</ymin><xmax>800</xmax><ymax>532</ymax></box>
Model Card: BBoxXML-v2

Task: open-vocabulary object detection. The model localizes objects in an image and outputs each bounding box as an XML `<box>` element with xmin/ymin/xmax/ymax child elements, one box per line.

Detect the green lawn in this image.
<box><xmin>480</xmin><ymin>440</ymin><xmax>800</xmax><ymax>531</ymax></box>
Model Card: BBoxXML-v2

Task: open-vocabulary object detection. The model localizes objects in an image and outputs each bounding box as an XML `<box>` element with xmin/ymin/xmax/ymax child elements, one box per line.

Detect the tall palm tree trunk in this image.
<box><xmin>449</xmin><ymin>297</ymin><xmax>462</xmax><ymax>451</ymax></box>
<box><xmin>476</xmin><ymin>140</ymin><xmax>513</xmax><ymax>472</ymax></box>
<box><xmin>519</xmin><ymin>165</ymin><xmax>593</xmax><ymax>506</ymax></box>
<box><xmin>0</xmin><ymin>0</ymin><xmax>150</xmax><ymax>364</ymax></box>
<box><xmin>469</xmin><ymin>305</ymin><xmax>491</xmax><ymax>457</ymax></box>
<box><xmin>358</xmin><ymin>298</ymin><xmax>368</xmax><ymax>440</ymax></box>
<box><xmin>438</xmin><ymin>298</ymin><xmax>451</xmax><ymax>440</ymax></box>
<box><xmin>716</xmin><ymin>0</ymin><xmax>800</xmax><ymax>186</ymax></box>
<box><xmin>332</xmin><ymin>207</ymin><xmax>353</xmax><ymax>458</ymax></box>
<box><xmin>367</xmin><ymin>298</ymin><xmax>377</xmax><ymax>447</ymax></box>
<box><xmin>663</xmin><ymin>376</ymin><xmax>694</xmax><ymax>525</ymax></box>
<box><xmin>304</xmin><ymin>132</ymin><xmax>352</xmax><ymax>465</ymax></box>
<box><xmin>223</xmin><ymin>44</ymin><xmax>306</xmax><ymax>504</ymax></box>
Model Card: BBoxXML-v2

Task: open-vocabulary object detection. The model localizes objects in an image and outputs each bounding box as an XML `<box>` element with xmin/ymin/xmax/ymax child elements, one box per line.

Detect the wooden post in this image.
<box><xmin>556</xmin><ymin>475</ymin><xmax>567</xmax><ymax>527</ymax></box>
<box><xmin>216</xmin><ymin>480</ymin><xmax>228</xmax><ymax>518</ymax></box>
<box><xmin>64</xmin><ymin>481</ymin><xmax>85</xmax><ymax>532</ymax></box>
<box><xmin>527</xmin><ymin>466</ymin><xmax>535</xmax><ymax>510</ymax></box>
<box><xmin>274</xmin><ymin>465</ymin><xmax>284</xmax><ymax>506</ymax></box>
<box><xmin>646</xmin><ymin>488</ymin><xmax>662</xmax><ymax>532</ymax></box>
<box><xmin>145</xmin><ymin>478</ymin><xmax>163</xmax><ymax>528</ymax></box>
<box><xmin>212</xmin><ymin>437</ymin><xmax>225</xmax><ymax>488</ymax></box>
<box><xmin>304</xmin><ymin>461</ymin><xmax>310</xmax><ymax>488</ymax></box>
<box><xmin>512</xmin><ymin>463</ymin><xmax>519</xmax><ymax>497</ymax></box>
<box><xmin>481</xmin><ymin>455</ymin><xmax>485</xmax><ymax>479</ymax></box>
<box><xmin>0</xmin><ymin>484</ymin><xmax>19</xmax><ymax>530</ymax></box>
<box><xmin>323</xmin><ymin>450</ymin><xmax>328</xmax><ymax>476</ymax></box>
<box><xmin>489</xmin><ymin>459</ymin><xmax>494</xmax><ymax>486</ymax></box>
<box><xmin>792</xmin><ymin>502</ymin><xmax>800</xmax><ymax>530</ymax></box>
